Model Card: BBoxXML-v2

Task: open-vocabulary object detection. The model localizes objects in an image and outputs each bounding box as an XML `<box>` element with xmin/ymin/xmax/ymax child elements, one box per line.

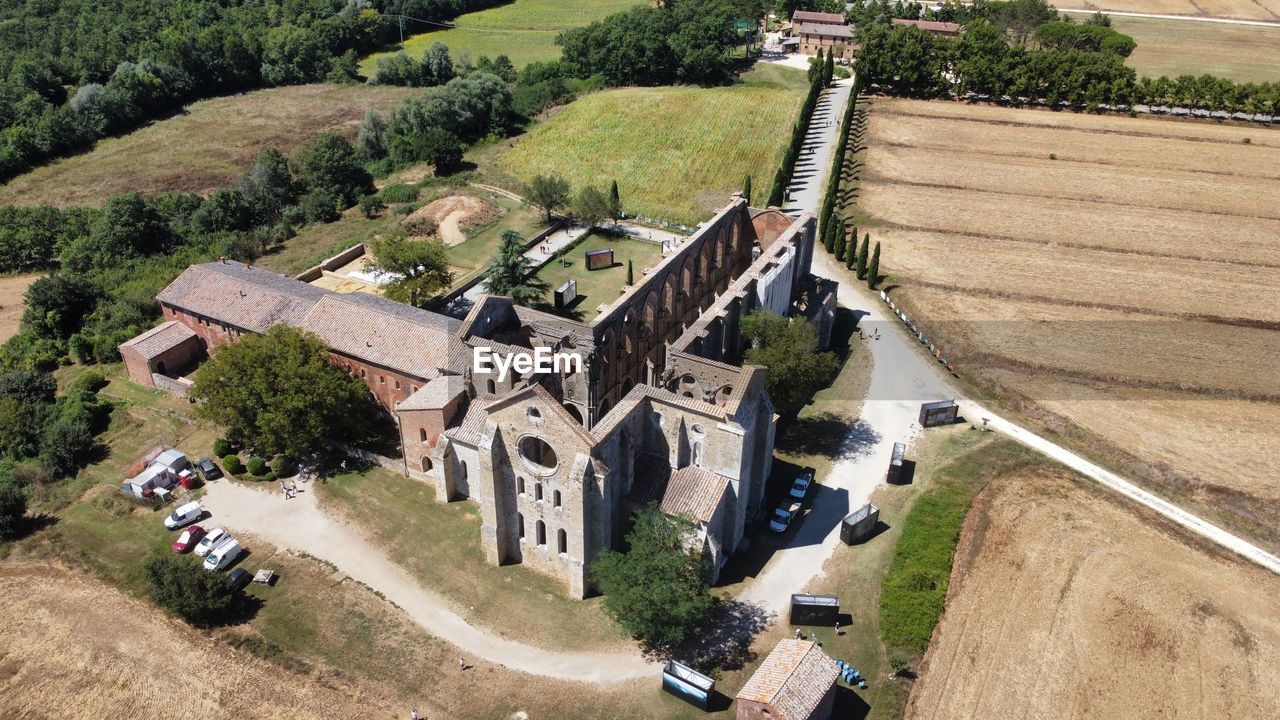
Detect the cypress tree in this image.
<box><xmin>856</xmin><ymin>233</ymin><xmax>869</xmax><ymax>280</ymax></box>
<box><xmin>768</xmin><ymin>169</ymin><xmax>785</xmax><ymax>206</ymax></box>
<box><xmin>627</xmin><ymin>259</ymin><xmax>634</xmax><ymax>285</ymax></box>
<box><xmin>743</xmin><ymin>175</ymin><xmax>752</xmax><ymax>205</ymax></box>
<box><xmin>609</xmin><ymin>179</ymin><xmax>621</xmax><ymax>220</ymax></box>
<box><xmin>822</xmin><ymin>212</ymin><xmax>836</xmax><ymax>252</ymax></box>
<box><xmin>823</xmin><ymin>52</ymin><xmax>834</xmax><ymax>86</ymax></box>
<box><xmin>833</xmin><ymin>222</ymin><xmax>846</xmax><ymax>261</ymax></box>
<box><xmin>867</xmin><ymin>241</ymin><xmax>881</xmax><ymax>289</ymax></box>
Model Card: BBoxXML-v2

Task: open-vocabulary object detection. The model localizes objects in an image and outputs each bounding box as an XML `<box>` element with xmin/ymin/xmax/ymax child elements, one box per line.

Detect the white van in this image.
<box><xmin>164</xmin><ymin>501</ymin><xmax>203</xmax><ymax>530</ymax></box>
<box><xmin>203</xmin><ymin>537</ymin><xmax>241</xmax><ymax>572</ymax></box>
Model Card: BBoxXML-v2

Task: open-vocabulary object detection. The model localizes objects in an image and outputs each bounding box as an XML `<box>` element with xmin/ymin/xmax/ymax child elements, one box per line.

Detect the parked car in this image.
<box><xmin>171</xmin><ymin>525</ymin><xmax>206</xmax><ymax>553</ymax></box>
<box><xmin>769</xmin><ymin>502</ymin><xmax>802</xmax><ymax>533</ymax></box>
<box><xmin>195</xmin><ymin>458</ymin><xmax>222</xmax><ymax>482</ymax></box>
<box><xmin>193</xmin><ymin>528</ymin><xmax>226</xmax><ymax>557</ymax></box>
<box><xmin>203</xmin><ymin>538</ymin><xmax>242</xmax><ymax>572</ymax></box>
<box><xmin>226</xmin><ymin>568</ymin><xmax>253</xmax><ymax>590</ymax></box>
<box><xmin>788</xmin><ymin>474</ymin><xmax>813</xmax><ymax>500</ymax></box>
<box><xmin>164</xmin><ymin>501</ymin><xmax>203</xmax><ymax>530</ymax></box>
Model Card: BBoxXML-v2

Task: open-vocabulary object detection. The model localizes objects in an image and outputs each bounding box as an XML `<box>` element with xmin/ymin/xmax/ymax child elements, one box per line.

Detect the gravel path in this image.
<box><xmin>201</xmin><ymin>480</ymin><xmax>654</xmax><ymax>684</ymax></box>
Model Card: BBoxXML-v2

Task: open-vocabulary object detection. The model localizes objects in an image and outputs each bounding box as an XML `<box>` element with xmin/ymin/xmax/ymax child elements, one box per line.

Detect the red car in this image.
<box><xmin>172</xmin><ymin>525</ymin><xmax>206</xmax><ymax>553</ymax></box>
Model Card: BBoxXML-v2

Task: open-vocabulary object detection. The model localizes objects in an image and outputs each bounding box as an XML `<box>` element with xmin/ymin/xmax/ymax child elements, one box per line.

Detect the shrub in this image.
<box><xmin>0</xmin><ymin>482</ymin><xmax>27</xmax><ymax>539</ymax></box>
<box><xmin>268</xmin><ymin>455</ymin><xmax>290</xmax><ymax>477</ymax></box>
<box><xmin>378</xmin><ymin>183</ymin><xmax>420</xmax><ymax>204</ymax></box>
<box><xmin>247</xmin><ymin>456</ymin><xmax>268</xmax><ymax>476</ymax></box>
<box><xmin>71</xmin><ymin>370</ymin><xmax>108</xmax><ymax>393</ymax></box>
<box><xmin>358</xmin><ymin>194</ymin><xmax>386</xmax><ymax>219</ymax></box>
<box><xmin>222</xmin><ymin>455</ymin><xmax>243</xmax><ymax>474</ymax></box>
<box><xmin>400</xmin><ymin>214</ymin><xmax>438</xmax><ymax>237</ymax></box>
<box><xmin>143</xmin><ymin>554</ymin><xmax>245</xmax><ymax>627</ymax></box>
<box><xmin>212</xmin><ymin>438</ymin><xmax>232</xmax><ymax>457</ymax></box>
<box><xmin>299</xmin><ymin>189</ymin><xmax>340</xmax><ymax>224</ymax></box>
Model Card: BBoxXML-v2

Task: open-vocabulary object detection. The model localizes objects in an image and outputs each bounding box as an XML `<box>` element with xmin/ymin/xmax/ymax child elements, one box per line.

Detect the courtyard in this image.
<box><xmin>534</xmin><ymin>230</ymin><xmax>667</xmax><ymax>318</ymax></box>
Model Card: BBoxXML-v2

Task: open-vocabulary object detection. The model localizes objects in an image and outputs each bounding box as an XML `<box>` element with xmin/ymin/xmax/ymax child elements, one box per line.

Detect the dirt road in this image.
<box><xmin>201</xmin><ymin>480</ymin><xmax>654</xmax><ymax>684</ymax></box>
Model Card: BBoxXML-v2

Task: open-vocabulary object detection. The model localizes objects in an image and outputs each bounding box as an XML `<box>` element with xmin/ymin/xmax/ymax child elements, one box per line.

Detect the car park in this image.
<box><xmin>193</xmin><ymin>528</ymin><xmax>226</xmax><ymax>557</ymax></box>
<box><xmin>171</xmin><ymin>525</ymin><xmax>206</xmax><ymax>553</ymax></box>
<box><xmin>788</xmin><ymin>474</ymin><xmax>813</xmax><ymax>500</ymax></box>
<box><xmin>769</xmin><ymin>502</ymin><xmax>802</xmax><ymax>533</ymax></box>
<box><xmin>163</xmin><ymin>501</ymin><xmax>203</xmax><ymax>530</ymax></box>
<box><xmin>203</xmin><ymin>537</ymin><xmax>242</xmax><ymax>572</ymax></box>
<box><xmin>226</xmin><ymin>568</ymin><xmax>253</xmax><ymax>590</ymax></box>
<box><xmin>195</xmin><ymin>458</ymin><xmax>222</xmax><ymax>482</ymax></box>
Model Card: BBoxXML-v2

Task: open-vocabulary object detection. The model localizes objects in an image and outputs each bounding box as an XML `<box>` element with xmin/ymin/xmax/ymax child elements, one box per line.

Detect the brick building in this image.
<box><xmin>736</xmin><ymin>640</ymin><xmax>840</xmax><ymax>720</ymax></box>
<box><xmin>122</xmin><ymin>198</ymin><xmax>838</xmax><ymax>598</ymax></box>
<box><xmin>789</xmin><ymin>10</ymin><xmax>856</xmax><ymax>60</ymax></box>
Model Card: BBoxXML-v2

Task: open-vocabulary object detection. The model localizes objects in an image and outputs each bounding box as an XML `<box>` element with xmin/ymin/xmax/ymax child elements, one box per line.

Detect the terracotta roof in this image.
<box><xmin>660</xmin><ymin>466</ymin><xmax>730</xmax><ymax>523</ymax></box>
<box><xmin>396</xmin><ymin>375</ymin><xmax>465</xmax><ymax>411</ymax></box>
<box><xmin>737</xmin><ymin>640</ymin><xmax>839</xmax><ymax>720</ymax></box>
<box><xmin>157</xmin><ymin>262</ymin><xmax>327</xmax><ymax>333</ymax></box>
<box><xmin>892</xmin><ymin>18</ymin><xmax>962</xmax><ymax>34</ymax></box>
<box><xmin>795</xmin><ymin>21</ymin><xmax>854</xmax><ymax>39</ymax></box>
<box><xmin>444</xmin><ymin>401</ymin><xmax>491</xmax><ymax>446</ymax></box>
<box><xmin>792</xmin><ymin>10</ymin><xmax>846</xmax><ymax>25</ymax></box>
<box><xmin>298</xmin><ymin>294</ymin><xmax>456</xmax><ymax>381</ymax></box>
<box><xmin>119</xmin><ymin>321</ymin><xmax>195</xmax><ymax>360</ymax></box>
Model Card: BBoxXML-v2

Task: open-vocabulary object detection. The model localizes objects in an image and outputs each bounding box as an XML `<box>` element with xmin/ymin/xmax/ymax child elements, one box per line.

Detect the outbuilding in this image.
<box><xmin>736</xmin><ymin>639</ymin><xmax>840</xmax><ymax>720</ymax></box>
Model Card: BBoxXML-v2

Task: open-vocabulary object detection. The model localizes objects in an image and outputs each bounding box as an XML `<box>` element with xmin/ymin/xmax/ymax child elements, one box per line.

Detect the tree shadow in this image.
<box><xmin>642</xmin><ymin>599</ymin><xmax>773</xmax><ymax>673</ymax></box>
<box><xmin>778</xmin><ymin>414</ymin><xmax>880</xmax><ymax>462</ymax></box>
<box><xmin>7</xmin><ymin>512</ymin><xmax>59</xmax><ymax>541</ymax></box>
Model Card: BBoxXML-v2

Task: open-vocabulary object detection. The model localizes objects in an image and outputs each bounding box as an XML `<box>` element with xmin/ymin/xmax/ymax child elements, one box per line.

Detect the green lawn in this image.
<box><xmin>315</xmin><ymin>464</ymin><xmax>632</xmax><ymax>652</ymax></box>
<box><xmin>443</xmin><ymin>189</ymin><xmax>548</xmax><ymax>289</ymax></box>
<box><xmin>1111</xmin><ymin>15</ymin><xmax>1280</xmax><ymax>84</ymax></box>
<box><xmin>533</xmin><ymin>231</ymin><xmax>665</xmax><ymax>318</ymax></box>
<box><xmin>494</xmin><ymin>64</ymin><xmax>810</xmax><ymax>224</ymax></box>
<box><xmin>360</xmin><ymin>0</ymin><xmax>644</xmax><ymax>74</ymax></box>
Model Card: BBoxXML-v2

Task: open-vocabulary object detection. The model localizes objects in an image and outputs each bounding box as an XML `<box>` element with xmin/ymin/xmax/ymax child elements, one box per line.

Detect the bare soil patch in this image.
<box><xmin>1054</xmin><ymin>0</ymin><xmax>1280</xmax><ymax>22</ymax></box>
<box><xmin>0</xmin><ymin>272</ymin><xmax>39</xmax><ymax>342</ymax></box>
<box><xmin>906</xmin><ymin>473</ymin><xmax>1280</xmax><ymax>719</ymax></box>
<box><xmin>861</xmin><ymin>98</ymin><xmax>1280</xmax><ymax>546</ymax></box>
<box><xmin>402</xmin><ymin>192</ymin><xmax>501</xmax><ymax>246</ymax></box>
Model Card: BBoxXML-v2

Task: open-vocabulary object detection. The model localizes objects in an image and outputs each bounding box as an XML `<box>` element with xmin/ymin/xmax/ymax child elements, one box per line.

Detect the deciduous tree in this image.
<box><xmin>144</xmin><ymin>555</ymin><xmax>246</xmax><ymax>627</ymax></box>
<box><xmin>366</xmin><ymin>236</ymin><xmax>453</xmax><ymax>308</ymax></box>
<box><xmin>742</xmin><ymin>310</ymin><xmax>840</xmax><ymax>418</ymax></box>
<box><xmin>527</xmin><ymin>174</ymin><xmax>571</xmax><ymax>222</ymax></box>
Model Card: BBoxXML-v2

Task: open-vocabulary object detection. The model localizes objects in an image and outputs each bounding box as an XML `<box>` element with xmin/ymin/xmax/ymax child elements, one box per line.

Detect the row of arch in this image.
<box><xmin>516</xmin><ymin>475</ymin><xmax>562</xmax><ymax>508</ymax></box>
<box><xmin>517</xmin><ymin>514</ymin><xmax>568</xmax><ymax>555</ymax></box>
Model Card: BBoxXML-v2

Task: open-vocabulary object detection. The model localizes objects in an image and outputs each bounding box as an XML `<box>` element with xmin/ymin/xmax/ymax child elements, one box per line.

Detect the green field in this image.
<box><xmin>1110</xmin><ymin>15</ymin><xmax>1280</xmax><ymax>84</ymax></box>
<box><xmin>495</xmin><ymin>64</ymin><xmax>809</xmax><ymax>224</ymax></box>
<box><xmin>534</xmin><ymin>231</ymin><xmax>665</xmax><ymax>318</ymax></box>
<box><xmin>361</xmin><ymin>0</ymin><xmax>644</xmax><ymax>74</ymax></box>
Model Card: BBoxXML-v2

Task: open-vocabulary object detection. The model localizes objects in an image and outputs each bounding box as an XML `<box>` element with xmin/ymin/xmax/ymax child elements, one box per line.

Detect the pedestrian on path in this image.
<box><xmin>835</xmin><ymin>621</ymin><xmax>841</xmax><ymax>636</ymax></box>
<box><xmin>459</xmin><ymin>656</ymin><xmax>467</xmax><ymax>671</ymax></box>
<box><xmin>411</xmin><ymin>709</ymin><xmax>420</xmax><ymax>720</ymax></box>
<box><xmin>794</xmin><ymin>628</ymin><xmax>804</xmax><ymax>640</ymax></box>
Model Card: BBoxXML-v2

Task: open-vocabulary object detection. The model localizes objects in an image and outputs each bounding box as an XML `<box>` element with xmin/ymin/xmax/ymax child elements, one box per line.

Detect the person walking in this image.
<box><xmin>459</xmin><ymin>656</ymin><xmax>467</xmax><ymax>671</ymax></box>
<box><xmin>835</xmin><ymin>621</ymin><xmax>841</xmax><ymax>636</ymax></box>
<box><xmin>411</xmin><ymin>709</ymin><xmax>420</xmax><ymax>720</ymax></box>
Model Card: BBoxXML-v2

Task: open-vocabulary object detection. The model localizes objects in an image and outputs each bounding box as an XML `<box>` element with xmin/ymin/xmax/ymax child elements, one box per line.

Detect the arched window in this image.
<box><xmin>518</xmin><ymin>513</ymin><xmax>525</xmax><ymax>541</ymax></box>
<box><xmin>419</xmin><ymin>428</ymin><xmax>427</xmax><ymax>442</ymax></box>
<box><xmin>517</xmin><ymin>476</ymin><xmax>525</xmax><ymax>494</ymax></box>
<box><xmin>557</xmin><ymin>528</ymin><xmax>567</xmax><ymax>555</ymax></box>
<box><xmin>535</xmin><ymin>520</ymin><xmax>546</xmax><ymax>546</ymax></box>
<box><xmin>421</xmin><ymin>456</ymin><xmax>433</xmax><ymax>472</ymax></box>
<box><xmin>459</xmin><ymin>461</ymin><xmax>468</xmax><ymax>480</ymax></box>
<box><xmin>535</xmin><ymin>482</ymin><xmax>543</xmax><ymax>501</ymax></box>
<box><xmin>553</xmin><ymin>490</ymin><xmax>562</xmax><ymax>508</ymax></box>
<box><xmin>486</xmin><ymin>378</ymin><xmax>496</xmax><ymax>394</ymax></box>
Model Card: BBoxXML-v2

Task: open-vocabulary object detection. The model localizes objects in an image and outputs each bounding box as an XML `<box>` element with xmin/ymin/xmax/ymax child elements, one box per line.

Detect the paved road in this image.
<box><xmin>783</xmin><ymin>79</ymin><xmax>853</xmax><ymax>217</ymax></box>
<box><xmin>201</xmin><ymin>479</ymin><xmax>655</xmax><ymax>684</ymax></box>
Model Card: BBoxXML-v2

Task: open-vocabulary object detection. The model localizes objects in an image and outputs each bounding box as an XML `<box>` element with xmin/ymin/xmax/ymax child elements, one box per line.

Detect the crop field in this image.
<box><xmin>1110</xmin><ymin>15</ymin><xmax>1280</xmax><ymax>83</ymax></box>
<box><xmin>495</xmin><ymin>64</ymin><xmax>809</xmax><ymax>224</ymax></box>
<box><xmin>1056</xmin><ymin>0</ymin><xmax>1280</xmax><ymax>21</ymax></box>
<box><xmin>858</xmin><ymin>98</ymin><xmax>1280</xmax><ymax>548</ymax></box>
<box><xmin>906</xmin><ymin>471</ymin><xmax>1280</xmax><ymax>719</ymax></box>
<box><xmin>0</xmin><ymin>85</ymin><xmax>412</xmax><ymax>208</ymax></box>
<box><xmin>360</xmin><ymin>0</ymin><xmax>643</xmax><ymax>74</ymax></box>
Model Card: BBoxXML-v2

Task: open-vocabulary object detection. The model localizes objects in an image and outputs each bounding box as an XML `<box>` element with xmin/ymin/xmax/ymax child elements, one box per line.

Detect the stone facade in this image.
<box><xmin>122</xmin><ymin>198</ymin><xmax>836</xmax><ymax>599</ymax></box>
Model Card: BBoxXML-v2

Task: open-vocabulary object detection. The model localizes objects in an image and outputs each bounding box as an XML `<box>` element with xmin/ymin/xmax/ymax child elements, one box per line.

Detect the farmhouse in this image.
<box><xmin>121</xmin><ymin>198</ymin><xmax>837</xmax><ymax>598</ymax></box>
<box><xmin>736</xmin><ymin>639</ymin><xmax>840</xmax><ymax>720</ymax></box>
<box><xmin>891</xmin><ymin>18</ymin><xmax>962</xmax><ymax>36</ymax></box>
<box><xmin>789</xmin><ymin>10</ymin><xmax>856</xmax><ymax>60</ymax></box>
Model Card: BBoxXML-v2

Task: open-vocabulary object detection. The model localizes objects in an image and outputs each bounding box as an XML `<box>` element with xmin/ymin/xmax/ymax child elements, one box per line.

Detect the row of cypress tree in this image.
<box><xmin>817</xmin><ymin>75</ymin><xmax>881</xmax><ymax>290</ymax></box>
<box><xmin>767</xmin><ymin>48</ymin><xmax>836</xmax><ymax>207</ymax></box>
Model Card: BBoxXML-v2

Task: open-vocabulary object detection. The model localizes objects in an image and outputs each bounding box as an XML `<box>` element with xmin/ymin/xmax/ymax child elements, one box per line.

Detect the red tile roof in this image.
<box><xmin>737</xmin><ymin>640</ymin><xmax>839</xmax><ymax>720</ymax></box>
<box><xmin>119</xmin><ymin>320</ymin><xmax>195</xmax><ymax>360</ymax></box>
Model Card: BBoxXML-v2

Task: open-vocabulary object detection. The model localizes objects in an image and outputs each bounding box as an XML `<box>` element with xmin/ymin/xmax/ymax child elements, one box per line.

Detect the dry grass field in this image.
<box><xmin>906</xmin><ymin>472</ymin><xmax>1280</xmax><ymax>719</ymax></box>
<box><xmin>1110</xmin><ymin>15</ymin><xmax>1280</xmax><ymax>83</ymax></box>
<box><xmin>0</xmin><ymin>272</ymin><xmax>39</xmax><ymax>342</ymax></box>
<box><xmin>0</xmin><ymin>85</ymin><xmax>412</xmax><ymax>208</ymax></box>
<box><xmin>1056</xmin><ymin>0</ymin><xmax>1280</xmax><ymax>21</ymax></box>
<box><xmin>0</xmin><ymin>562</ymin><xmax>395</xmax><ymax>719</ymax></box>
<box><xmin>859</xmin><ymin>98</ymin><xmax>1280</xmax><ymax>548</ymax></box>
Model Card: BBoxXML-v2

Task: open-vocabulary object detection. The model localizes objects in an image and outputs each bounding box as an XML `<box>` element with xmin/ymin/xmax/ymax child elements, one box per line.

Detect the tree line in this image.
<box><xmin>767</xmin><ymin>49</ymin><xmax>835</xmax><ymax>206</ymax></box>
<box><xmin>855</xmin><ymin>4</ymin><xmax>1280</xmax><ymax>114</ymax></box>
<box><xmin>0</xmin><ymin>0</ymin><xmax>509</xmax><ymax>181</ymax></box>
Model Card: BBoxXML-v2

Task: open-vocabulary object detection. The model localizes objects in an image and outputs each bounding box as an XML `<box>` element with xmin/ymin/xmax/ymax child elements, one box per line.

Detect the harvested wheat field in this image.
<box><xmin>0</xmin><ymin>84</ymin><xmax>412</xmax><ymax>208</ymax></box>
<box><xmin>860</xmin><ymin>98</ymin><xmax>1280</xmax><ymax>547</ymax></box>
<box><xmin>906</xmin><ymin>472</ymin><xmax>1280</xmax><ymax>719</ymax></box>
<box><xmin>0</xmin><ymin>272</ymin><xmax>40</xmax><ymax>342</ymax></box>
<box><xmin>1055</xmin><ymin>0</ymin><xmax>1280</xmax><ymax>21</ymax></box>
<box><xmin>0</xmin><ymin>562</ymin><xmax>394</xmax><ymax>719</ymax></box>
